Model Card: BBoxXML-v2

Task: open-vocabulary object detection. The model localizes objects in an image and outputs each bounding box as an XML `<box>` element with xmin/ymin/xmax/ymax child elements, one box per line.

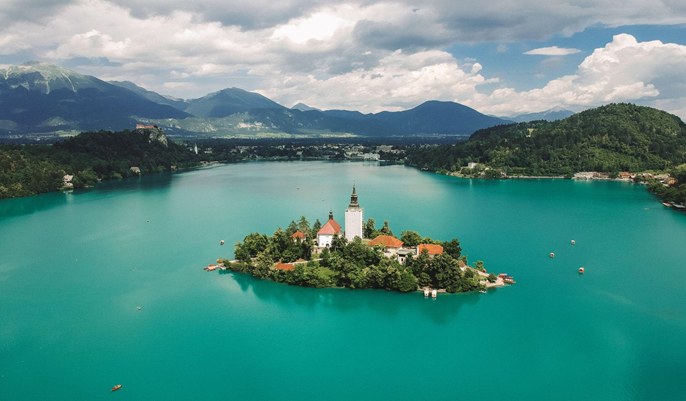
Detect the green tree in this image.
<box><xmin>380</xmin><ymin>220</ymin><xmax>393</xmax><ymax>236</ymax></box>
<box><xmin>364</xmin><ymin>218</ymin><xmax>376</xmax><ymax>238</ymax></box>
<box><xmin>297</xmin><ymin>216</ymin><xmax>310</xmax><ymax>236</ymax></box>
<box><xmin>400</xmin><ymin>230</ymin><xmax>422</xmax><ymax>247</ymax></box>
<box><xmin>286</xmin><ymin>220</ymin><xmax>299</xmax><ymax>236</ymax></box>
<box><xmin>442</xmin><ymin>239</ymin><xmax>462</xmax><ymax>259</ymax></box>
<box><xmin>397</xmin><ymin>271</ymin><xmax>418</xmax><ymax>292</ymax></box>
<box><xmin>243</xmin><ymin>233</ymin><xmax>269</xmax><ymax>257</ymax></box>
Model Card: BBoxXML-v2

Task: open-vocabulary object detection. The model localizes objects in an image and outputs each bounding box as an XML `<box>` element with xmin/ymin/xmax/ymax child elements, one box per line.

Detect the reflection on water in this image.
<box><xmin>225</xmin><ymin>270</ymin><xmax>481</xmax><ymax>324</ymax></box>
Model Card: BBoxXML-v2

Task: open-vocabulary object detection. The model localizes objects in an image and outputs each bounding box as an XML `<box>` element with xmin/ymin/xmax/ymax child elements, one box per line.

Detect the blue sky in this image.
<box><xmin>0</xmin><ymin>1</ymin><xmax>685</xmax><ymax>118</ymax></box>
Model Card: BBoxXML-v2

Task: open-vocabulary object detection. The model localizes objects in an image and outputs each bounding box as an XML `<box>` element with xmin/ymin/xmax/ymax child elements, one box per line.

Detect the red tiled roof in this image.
<box><xmin>275</xmin><ymin>263</ymin><xmax>294</xmax><ymax>271</ymax></box>
<box><xmin>368</xmin><ymin>235</ymin><xmax>404</xmax><ymax>248</ymax></box>
<box><xmin>290</xmin><ymin>230</ymin><xmax>305</xmax><ymax>239</ymax></box>
<box><xmin>418</xmin><ymin>244</ymin><xmax>444</xmax><ymax>255</ymax></box>
<box><xmin>317</xmin><ymin>219</ymin><xmax>341</xmax><ymax>235</ymax></box>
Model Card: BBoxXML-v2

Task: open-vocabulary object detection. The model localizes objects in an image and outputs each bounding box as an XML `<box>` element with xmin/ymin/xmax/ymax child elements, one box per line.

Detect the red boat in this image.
<box><xmin>111</xmin><ymin>385</ymin><xmax>122</xmax><ymax>392</ymax></box>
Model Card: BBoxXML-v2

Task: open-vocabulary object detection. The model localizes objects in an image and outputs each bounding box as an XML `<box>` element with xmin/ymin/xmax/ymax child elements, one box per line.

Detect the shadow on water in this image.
<box><xmin>224</xmin><ymin>270</ymin><xmax>481</xmax><ymax>324</ymax></box>
<box><xmin>0</xmin><ymin>172</ymin><xmax>178</xmax><ymax>220</ymax></box>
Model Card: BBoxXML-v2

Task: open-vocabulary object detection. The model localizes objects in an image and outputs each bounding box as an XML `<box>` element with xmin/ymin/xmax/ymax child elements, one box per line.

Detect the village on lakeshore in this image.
<box><xmin>208</xmin><ymin>185</ymin><xmax>514</xmax><ymax>295</ymax></box>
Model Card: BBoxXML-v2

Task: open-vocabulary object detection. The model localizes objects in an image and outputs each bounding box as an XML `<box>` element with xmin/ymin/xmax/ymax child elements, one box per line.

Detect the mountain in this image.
<box><xmin>184</xmin><ymin>88</ymin><xmax>285</xmax><ymax>118</ymax></box>
<box><xmin>109</xmin><ymin>80</ymin><xmax>187</xmax><ymax>110</ymax></box>
<box><xmin>0</xmin><ymin>61</ymin><xmax>190</xmax><ymax>133</ymax></box>
<box><xmin>508</xmin><ymin>107</ymin><xmax>575</xmax><ymax>123</ymax></box>
<box><xmin>291</xmin><ymin>103</ymin><xmax>321</xmax><ymax>112</ymax></box>
<box><xmin>370</xmin><ymin>101</ymin><xmax>508</xmax><ymax>136</ymax></box>
<box><xmin>0</xmin><ymin>62</ymin><xmax>508</xmax><ymax>138</ymax></box>
<box><xmin>322</xmin><ymin>101</ymin><xmax>509</xmax><ymax>136</ymax></box>
<box><xmin>405</xmin><ymin>103</ymin><xmax>686</xmax><ymax>175</ymax></box>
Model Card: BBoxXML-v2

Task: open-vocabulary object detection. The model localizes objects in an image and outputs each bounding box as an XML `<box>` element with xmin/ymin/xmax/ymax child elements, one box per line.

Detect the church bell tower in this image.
<box><xmin>345</xmin><ymin>184</ymin><xmax>364</xmax><ymax>241</ymax></box>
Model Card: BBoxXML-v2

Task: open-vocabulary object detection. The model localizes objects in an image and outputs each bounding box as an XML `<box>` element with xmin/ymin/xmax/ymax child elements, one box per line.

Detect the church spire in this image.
<box><xmin>349</xmin><ymin>184</ymin><xmax>359</xmax><ymax>208</ymax></box>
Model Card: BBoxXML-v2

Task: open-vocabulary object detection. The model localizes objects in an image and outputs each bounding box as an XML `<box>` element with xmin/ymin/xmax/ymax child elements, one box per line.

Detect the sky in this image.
<box><xmin>0</xmin><ymin>0</ymin><xmax>685</xmax><ymax>118</ymax></box>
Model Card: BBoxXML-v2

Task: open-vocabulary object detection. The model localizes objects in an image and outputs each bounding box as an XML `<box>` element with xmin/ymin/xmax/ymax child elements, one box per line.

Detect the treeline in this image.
<box><xmin>647</xmin><ymin>165</ymin><xmax>686</xmax><ymax>205</ymax></box>
<box><xmin>405</xmin><ymin>103</ymin><xmax>686</xmax><ymax>177</ymax></box>
<box><xmin>223</xmin><ymin>217</ymin><xmax>490</xmax><ymax>293</ymax></box>
<box><xmin>0</xmin><ymin>129</ymin><xmax>199</xmax><ymax>199</ymax></box>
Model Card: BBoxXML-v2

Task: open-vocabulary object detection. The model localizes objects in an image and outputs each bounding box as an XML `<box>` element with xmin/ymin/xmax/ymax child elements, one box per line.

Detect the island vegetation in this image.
<box><xmin>0</xmin><ymin>128</ymin><xmax>199</xmax><ymax>199</ymax></box>
<box><xmin>220</xmin><ymin>217</ymin><xmax>495</xmax><ymax>293</ymax></box>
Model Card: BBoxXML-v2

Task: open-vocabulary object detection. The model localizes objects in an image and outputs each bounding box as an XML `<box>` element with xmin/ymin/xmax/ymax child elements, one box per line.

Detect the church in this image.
<box><xmin>317</xmin><ymin>185</ymin><xmax>364</xmax><ymax>247</ymax></box>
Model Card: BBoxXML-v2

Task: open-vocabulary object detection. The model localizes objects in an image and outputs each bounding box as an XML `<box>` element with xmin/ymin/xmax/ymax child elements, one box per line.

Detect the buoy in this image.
<box><xmin>579</xmin><ymin>267</ymin><xmax>584</xmax><ymax>273</ymax></box>
<box><xmin>550</xmin><ymin>253</ymin><xmax>555</xmax><ymax>258</ymax></box>
<box><xmin>571</xmin><ymin>240</ymin><xmax>575</xmax><ymax>245</ymax></box>
<box><xmin>220</xmin><ymin>240</ymin><xmax>225</xmax><ymax>245</ymax></box>
<box><xmin>111</xmin><ymin>385</ymin><xmax>122</xmax><ymax>392</ymax></box>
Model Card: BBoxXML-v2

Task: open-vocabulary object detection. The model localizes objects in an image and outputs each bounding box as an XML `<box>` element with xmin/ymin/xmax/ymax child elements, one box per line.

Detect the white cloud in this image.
<box><xmin>524</xmin><ymin>46</ymin><xmax>582</xmax><ymax>56</ymax></box>
<box><xmin>258</xmin><ymin>50</ymin><xmax>497</xmax><ymax>112</ymax></box>
<box><xmin>469</xmin><ymin>34</ymin><xmax>686</xmax><ymax>118</ymax></box>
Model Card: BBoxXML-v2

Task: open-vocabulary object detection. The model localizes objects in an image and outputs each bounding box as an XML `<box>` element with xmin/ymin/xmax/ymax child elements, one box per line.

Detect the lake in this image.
<box><xmin>1</xmin><ymin>161</ymin><xmax>685</xmax><ymax>400</ymax></box>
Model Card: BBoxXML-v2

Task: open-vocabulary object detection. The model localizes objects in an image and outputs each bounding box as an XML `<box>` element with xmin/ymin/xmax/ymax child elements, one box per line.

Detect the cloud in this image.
<box><xmin>524</xmin><ymin>46</ymin><xmax>582</xmax><ymax>56</ymax></box>
<box><xmin>468</xmin><ymin>34</ymin><xmax>686</xmax><ymax>117</ymax></box>
<box><xmin>257</xmin><ymin>50</ymin><xmax>497</xmax><ymax>112</ymax></box>
<box><xmin>0</xmin><ymin>2</ymin><xmax>685</xmax><ymax>118</ymax></box>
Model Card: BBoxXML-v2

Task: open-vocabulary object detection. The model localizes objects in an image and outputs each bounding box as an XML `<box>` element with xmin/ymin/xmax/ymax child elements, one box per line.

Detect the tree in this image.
<box><xmin>397</xmin><ymin>271</ymin><xmax>418</xmax><ymax>292</ymax></box>
<box><xmin>311</xmin><ymin>219</ymin><xmax>322</xmax><ymax>239</ymax></box>
<box><xmin>286</xmin><ymin>220</ymin><xmax>299</xmax><ymax>236</ymax></box>
<box><xmin>400</xmin><ymin>230</ymin><xmax>422</xmax><ymax>247</ymax></box>
<box><xmin>473</xmin><ymin>260</ymin><xmax>485</xmax><ymax>272</ymax></box>
<box><xmin>364</xmin><ymin>218</ymin><xmax>376</xmax><ymax>238</ymax></box>
<box><xmin>330</xmin><ymin>233</ymin><xmax>347</xmax><ymax>252</ymax></box>
<box><xmin>443</xmin><ymin>239</ymin><xmax>462</xmax><ymax>259</ymax></box>
<box><xmin>243</xmin><ymin>233</ymin><xmax>269</xmax><ymax>257</ymax></box>
<box><xmin>234</xmin><ymin>242</ymin><xmax>252</xmax><ymax>263</ymax></box>
<box><xmin>297</xmin><ymin>216</ymin><xmax>310</xmax><ymax>236</ymax></box>
<box><xmin>380</xmin><ymin>220</ymin><xmax>393</xmax><ymax>236</ymax></box>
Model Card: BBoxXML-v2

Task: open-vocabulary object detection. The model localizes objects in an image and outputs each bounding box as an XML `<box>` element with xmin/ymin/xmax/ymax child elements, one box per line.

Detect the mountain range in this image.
<box><xmin>0</xmin><ymin>61</ymin><xmax>513</xmax><ymax>138</ymax></box>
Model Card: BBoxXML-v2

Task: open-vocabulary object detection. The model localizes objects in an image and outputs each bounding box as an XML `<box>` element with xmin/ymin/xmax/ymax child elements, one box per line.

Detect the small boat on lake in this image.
<box><xmin>571</xmin><ymin>240</ymin><xmax>575</xmax><ymax>245</ymax></box>
<box><xmin>431</xmin><ymin>289</ymin><xmax>437</xmax><ymax>298</ymax></box>
<box><xmin>550</xmin><ymin>253</ymin><xmax>555</xmax><ymax>258</ymax></box>
<box><xmin>111</xmin><ymin>385</ymin><xmax>122</xmax><ymax>392</ymax></box>
<box><xmin>423</xmin><ymin>289</ymin><xmax>430</xmax><ymax>297</ymax></box>
<box><xmin>579</xmin><ymin>267</ymin><xmax>585</xmax><ymax>273</ymax></box>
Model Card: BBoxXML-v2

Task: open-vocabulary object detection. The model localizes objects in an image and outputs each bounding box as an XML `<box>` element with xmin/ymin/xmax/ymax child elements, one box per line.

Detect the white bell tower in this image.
<box><xmin>345</xmin><ymin>184</ymin><xmax>364</xmax><ymax>241</ymax></box>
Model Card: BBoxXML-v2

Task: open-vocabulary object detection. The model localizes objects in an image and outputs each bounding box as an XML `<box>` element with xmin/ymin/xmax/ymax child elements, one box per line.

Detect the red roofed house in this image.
<box><xmin>368</xmin><ymin>235</ymin><xmax>404</xmax><ymax>256</ymax></box>
<box><xmin>290</xmin><ymin>230</ymin><xmax>306</xmax><ymax>240</ymax></box>
<box><xmin>274</xmin><ymin>263</ymin><xmax>294</xmax><ymax>271</ymax></box>
<box><xmin>317</xmin><ymin>211</ymin><xmax>342</xmax><ymax>248</ymax></box>
<box><xmin>417</xmin><ymin>244</ymin><xmax>444</xmax><ymax>258</ymax></box>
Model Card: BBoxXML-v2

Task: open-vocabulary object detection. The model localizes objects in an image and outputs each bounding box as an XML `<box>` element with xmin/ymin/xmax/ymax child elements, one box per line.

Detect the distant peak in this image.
<box><xmin>21</xmin><ymin>60</ymin><xmax>44</xmax><ymax>66</ymax></box>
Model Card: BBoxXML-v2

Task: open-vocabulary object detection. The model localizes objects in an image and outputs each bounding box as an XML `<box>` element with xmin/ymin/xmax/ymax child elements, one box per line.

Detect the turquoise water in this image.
<box><xmin>1</xmin><ymin>161</ymin><xmax>685</xmax><ymax>400</ymax></box>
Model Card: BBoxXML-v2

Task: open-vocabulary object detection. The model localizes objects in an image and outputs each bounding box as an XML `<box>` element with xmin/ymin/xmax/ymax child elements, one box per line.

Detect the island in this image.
<box><xmin>216</xmin><ymin>186</ymin><xmax>506</xmax><ymax>294</ymax></box>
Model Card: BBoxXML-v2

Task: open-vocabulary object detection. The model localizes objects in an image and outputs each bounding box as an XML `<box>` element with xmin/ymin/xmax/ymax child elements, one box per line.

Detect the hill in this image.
<box><xmin>0</xmin><ymin>128</ymin><xmax>199</xmax><ymax>199</ymax></box>
<box><xmin>405</xmin><ymin>103</ymin><xmax>686</xmax><ymax>176</ymax></box>
<box><xmin>184</xmin><ymin>88</ymin><xmax>285</xmax><ymax>118</ymax></box>
<box><xmin>508</xmin><ymin>108</ymin><xmax>575</xmax><ymax>123</ymax></box>
<box><xmin>0</xmin><ymin>62</ymin><xmax>191</xmax><ymax>133</ymax></box>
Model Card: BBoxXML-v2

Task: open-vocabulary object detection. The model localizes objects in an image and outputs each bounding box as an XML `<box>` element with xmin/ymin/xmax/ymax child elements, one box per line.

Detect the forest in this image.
<box><xmin>405</xmin><ymin>103</ymin><xmax>686</xmax><ymax>177</ymax></box>
<box><xmin>222</xmin><ymin>217</ymin><xmax>492</xmax><ymax>293</ymax></box>
<box><xmin>0</xmin><ymin>129</ymin><xmax>199</xmax><ymax>199</ymax></box>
